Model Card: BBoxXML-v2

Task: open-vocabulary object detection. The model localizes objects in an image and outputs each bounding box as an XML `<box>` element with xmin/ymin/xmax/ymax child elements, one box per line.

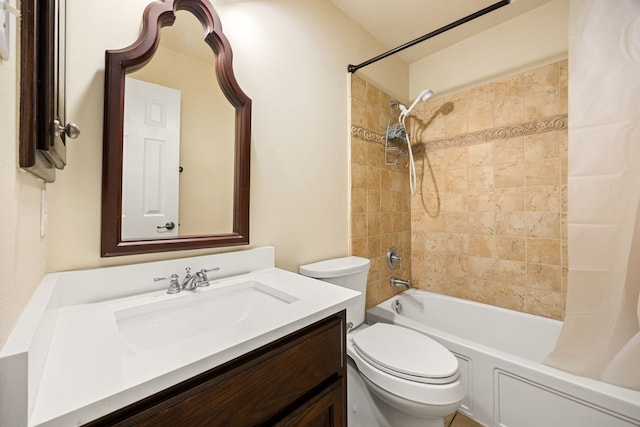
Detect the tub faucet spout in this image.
<box><xmin>390</xmin><ymin>276</ymin><xmax>411</xmax><ymax>289</ymax></box>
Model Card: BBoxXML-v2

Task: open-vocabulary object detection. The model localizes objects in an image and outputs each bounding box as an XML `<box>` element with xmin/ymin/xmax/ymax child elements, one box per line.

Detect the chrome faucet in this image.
<box><xmin>390</xmin><ymin>276</ymin><xmax>411</xmax><ymax>289</ymax></box>
<box><xmin>182</xmin><ymin>267</ymin><xmax>198</xmax><ymax>291</ymax></box>
<box><xmin>183</xmin><ymin>267</ymin><xmax>220</xmax><ymax>291</ymax></box>
<box><xmin>155</xmin><ymin>267</ymin><xmax>221</xmax><ymax>294</ymax></box>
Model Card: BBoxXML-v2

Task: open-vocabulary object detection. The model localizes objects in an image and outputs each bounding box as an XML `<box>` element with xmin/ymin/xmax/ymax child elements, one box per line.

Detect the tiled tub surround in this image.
<box><xmin>350</xmin><ymin>75</ymin><xmax>412</xmax><ymax>308</ymax></box>
<box><xmin>410</xmin><ymin>60</ymin><xmax>569</xmax><ymax>320</ymax></box>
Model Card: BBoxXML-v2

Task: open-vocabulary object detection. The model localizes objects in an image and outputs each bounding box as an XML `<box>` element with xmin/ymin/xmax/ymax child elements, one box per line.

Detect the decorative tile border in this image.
<box><xmin>351</xmin><ymin>114</ymin><xmax>567</xmax><ymax>155</ymax></box>
<box><xmin>351</xmin><ymin>125</ymin><xmax>409</xmax><ymax>160</ymax></box>
<box><xmin>351</xmin><ymin>125</ymin><xmax>386</xmax><ymax>145</ymax></box>
<box><xmin>416</xmin><ymin>114</ymin><xmax>568</xmax><ymax>153</ymax></box>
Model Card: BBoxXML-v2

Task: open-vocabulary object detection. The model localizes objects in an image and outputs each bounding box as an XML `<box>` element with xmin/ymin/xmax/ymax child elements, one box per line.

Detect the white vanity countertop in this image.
<box><xmin>0</xmin><ymin>247</ymin><xmax>359</xmax><ymax>427</ymax></box>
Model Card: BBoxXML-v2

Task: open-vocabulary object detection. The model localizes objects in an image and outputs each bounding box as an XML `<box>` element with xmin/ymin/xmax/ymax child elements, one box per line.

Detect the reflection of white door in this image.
<box><xmin>122</xmin><ymin>77</ymin><xmax>181</xmax><ymax>240</ymax></box>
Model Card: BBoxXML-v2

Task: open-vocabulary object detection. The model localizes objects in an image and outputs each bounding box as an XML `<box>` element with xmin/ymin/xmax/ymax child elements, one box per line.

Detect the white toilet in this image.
<box><xmin>300</xmin><ymin>256</ymin><xmax>464</xmax><ymax>427</ymax></box>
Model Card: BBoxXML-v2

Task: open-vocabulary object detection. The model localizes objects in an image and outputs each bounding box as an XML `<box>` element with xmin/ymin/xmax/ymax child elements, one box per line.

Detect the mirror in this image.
<box><xmin>19</xmin><ymin>0</ymin><xmax>75</xmax><ymax>182</ymax></box>
<box><xmin>102</xmin><ymin>0</ymin><xmax>251</xmax><ymax>256</ymax></box>
<box><xmin>123</xmin><ymin>11</ymin><xmax>235</xmax><ymax>240</ymax></box>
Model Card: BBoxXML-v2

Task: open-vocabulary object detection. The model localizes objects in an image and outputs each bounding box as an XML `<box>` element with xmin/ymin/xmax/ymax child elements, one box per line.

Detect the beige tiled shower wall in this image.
<box><xmin>350</xmin><ymin>75</ymin><xmax>412</xmax><ymax>308</ymax></box>
<box><xmin>411</xmin><ymin>59</ymin><xmax>569</xmax><ymax>320</ymax></box>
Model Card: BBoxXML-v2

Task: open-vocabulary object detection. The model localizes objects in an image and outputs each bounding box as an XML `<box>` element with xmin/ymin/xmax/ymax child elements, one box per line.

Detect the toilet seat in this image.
<box><xmin>351</xmin><ymin>323</ymin><xmax>459</xmax><ymax>385</ymax></box>
<box><xmin>347</xmin><ymin>323</ymin><xmax>464</xmax><ymax>407</ymax></box>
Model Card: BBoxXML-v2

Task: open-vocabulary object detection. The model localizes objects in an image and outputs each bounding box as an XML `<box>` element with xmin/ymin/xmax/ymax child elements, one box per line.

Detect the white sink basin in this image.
<box><xmin>115</xmin><ymin>281</ymin><xmax>299</xmax><ymax>352</ymax></box>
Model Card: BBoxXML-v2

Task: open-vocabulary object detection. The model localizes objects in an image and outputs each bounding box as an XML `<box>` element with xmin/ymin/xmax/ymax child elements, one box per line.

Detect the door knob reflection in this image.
<box><xmin>157</xmin><ymin>221</ymin><xmax>176</xmax><ymax>231</ymax></box>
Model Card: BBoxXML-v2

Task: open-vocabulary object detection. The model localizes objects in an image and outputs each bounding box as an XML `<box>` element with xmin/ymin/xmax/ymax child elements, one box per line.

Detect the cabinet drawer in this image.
<box><xmin>87</xmin><ymin>312</ymin><xmax>346</xmax><ymax>426</ymax></box>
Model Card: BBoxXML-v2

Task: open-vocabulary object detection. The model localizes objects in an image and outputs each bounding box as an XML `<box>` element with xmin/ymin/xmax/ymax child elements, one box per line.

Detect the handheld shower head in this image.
<box><xmin>399</xmin><ymin>89</ymin><xmax>433</xmax><ymax>118</ymax></box>
<box><xmin>403</xmin><ymin>89</ymin><xmax>433</xmax><ymax>116</ymax></box>
<box><xmin>395</xmin><ymin>89</ymin><xmax>433</xmax><ymax>196</ymax></box>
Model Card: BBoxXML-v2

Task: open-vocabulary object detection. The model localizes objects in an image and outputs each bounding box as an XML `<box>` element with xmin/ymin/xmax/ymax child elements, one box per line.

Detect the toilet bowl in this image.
<box><xmin>299</xmin><ymin>257</ymin><xmax>464</xmax><ymax>427</ymax></box>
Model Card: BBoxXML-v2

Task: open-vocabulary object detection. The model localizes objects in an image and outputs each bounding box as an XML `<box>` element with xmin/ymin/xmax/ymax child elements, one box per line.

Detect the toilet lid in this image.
<box><xmin>352</xmin><ymin>323</ymin><xmax>459</xmax><ymax>384</ymax></box>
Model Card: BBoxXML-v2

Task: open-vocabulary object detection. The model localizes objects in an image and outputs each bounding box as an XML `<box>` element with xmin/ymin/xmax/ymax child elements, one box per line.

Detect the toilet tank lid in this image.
<box><xmin>299</xmin><ymin>256</ymin><xmax>370</xmax><ymax>278</ymax></box>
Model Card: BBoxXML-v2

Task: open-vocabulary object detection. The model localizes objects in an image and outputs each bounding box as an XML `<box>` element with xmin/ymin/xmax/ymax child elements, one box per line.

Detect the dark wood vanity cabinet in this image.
<box><xmin>85</xmin><ymin>311</ymin><xmax>347</xmax><ymax>427</ymax></box>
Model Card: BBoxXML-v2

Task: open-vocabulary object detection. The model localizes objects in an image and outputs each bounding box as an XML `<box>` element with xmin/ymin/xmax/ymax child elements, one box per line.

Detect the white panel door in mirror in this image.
<box><xmin>122</xmin><ymin>77</ymin><xmax>181</xmax><ymax>240</ymax></box>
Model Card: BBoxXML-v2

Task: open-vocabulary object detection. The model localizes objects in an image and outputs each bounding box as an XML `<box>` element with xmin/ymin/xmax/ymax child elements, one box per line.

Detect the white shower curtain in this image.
<box><xmin>544</xmin><ymin>0</ymin><xmax>640</xmax><ymax>390</ymax></box>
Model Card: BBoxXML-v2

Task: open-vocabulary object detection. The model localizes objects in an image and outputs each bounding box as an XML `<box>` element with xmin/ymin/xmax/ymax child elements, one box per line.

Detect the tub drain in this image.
<box><xmin>393</xmin><ymin>299</ymin><xmax>403</xmax><ymax>314</ymax></box>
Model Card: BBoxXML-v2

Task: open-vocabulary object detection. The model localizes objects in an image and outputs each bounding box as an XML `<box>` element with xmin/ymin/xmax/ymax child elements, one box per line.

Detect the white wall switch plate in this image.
<box><xmin>0</xmin><ymin>1</ymin><xmax>20</xmax><ymax>61</ymax></box>
<box><xmin>40</xmin><ymin>189</ymin><xmax>47</xmax><ymax>237</ymax></box>
<box><xmin>0</xmin><ymin>4</ymin><xmax>9</xmax><ymax>60</ymax></box>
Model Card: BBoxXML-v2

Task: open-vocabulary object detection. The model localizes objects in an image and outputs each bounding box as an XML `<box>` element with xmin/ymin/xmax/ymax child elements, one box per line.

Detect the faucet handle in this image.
<box><xmin>154</xmin><ymin>273</ymin><xmax>182</xmax><ymax>294</ymax></box>
<box><xmin>196</xmin><ymin>267</ymin><xmax>221</xmax><ymax>287</ymax></box>
<box><xmin>196</xmin><ymin>267</ymin><xmax>219</xmax><ymax>287</ymax></box>
<box><xmin>196</xmin><ymin>269</ymin><xmax>210</xmax><ymax>287</ymax></box>
<box><xmin>167</xmin><ymin>274</ymin><xmax>181</xmax><ymax>294</ymax></box>
<box><xmin>387</xmin><ymin>247</ymin><xmax>402</xmax><ymax>269</ymax></box>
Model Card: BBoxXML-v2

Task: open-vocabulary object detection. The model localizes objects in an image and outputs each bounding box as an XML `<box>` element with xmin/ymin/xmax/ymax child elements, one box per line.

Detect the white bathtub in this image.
<box><xmin>367</xmin><ymin>289</ymin><xmax>640</xmax><ymax>427</ymax></box>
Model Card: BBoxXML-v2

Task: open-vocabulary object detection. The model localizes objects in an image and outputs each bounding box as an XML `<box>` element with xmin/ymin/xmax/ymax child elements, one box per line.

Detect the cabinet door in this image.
<box><xmin>274</xmin><ymin>380</ymin><xmax>346</xmax><ymax>427</ymax></box>
<box><xmin>84</xmin><ymin>312</ymin><xmax>347</xmax><ymax>427</ymax></box>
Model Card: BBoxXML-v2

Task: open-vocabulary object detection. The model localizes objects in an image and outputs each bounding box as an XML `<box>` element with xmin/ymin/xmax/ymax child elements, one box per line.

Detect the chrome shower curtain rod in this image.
<box><xmin>347</xmin><ymin>0</ymin><xmax>512</xmax><ymax>73</ymax></box>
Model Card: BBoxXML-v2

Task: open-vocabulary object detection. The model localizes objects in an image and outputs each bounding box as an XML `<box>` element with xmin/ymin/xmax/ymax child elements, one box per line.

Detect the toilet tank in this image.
<box><xmin>299</xmin><ymin>256</ymin><xmax>370</xmax><ymax>329</ymax></box>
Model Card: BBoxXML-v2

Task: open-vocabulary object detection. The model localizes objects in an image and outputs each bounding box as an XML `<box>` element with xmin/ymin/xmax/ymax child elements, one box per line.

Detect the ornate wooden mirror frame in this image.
<box><xmin>101</xmin><ymin>0</ymin><xmax>251</xmax><ymax>256</ymax></box>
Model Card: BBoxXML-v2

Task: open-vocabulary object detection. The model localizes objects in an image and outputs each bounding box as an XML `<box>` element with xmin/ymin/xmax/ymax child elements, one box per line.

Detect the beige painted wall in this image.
<box><xmin>44</xmin><ymin>0</ymin><xmax>408</xmax><ymax>274</ymax></box>
<box><xmin>0</xmin><ymin>13</ymin><xmax>48</xmax><ymax>346</ymax></box>
<box><xmin>410</xmin><ymin>0</ymin><xmax>569</xmax><ymax>99</ymax></box>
